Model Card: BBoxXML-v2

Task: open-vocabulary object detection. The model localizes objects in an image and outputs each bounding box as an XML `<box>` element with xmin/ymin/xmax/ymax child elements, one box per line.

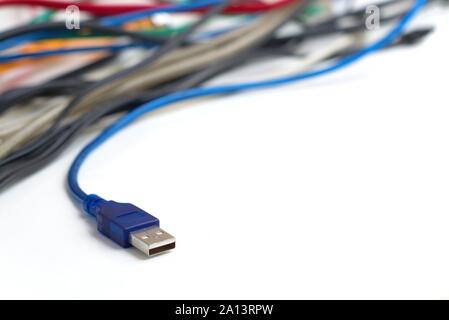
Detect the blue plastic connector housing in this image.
<box><xmin>84</xmin><ymin>195</ymin><xmax>159</xmax><ymax>248</ymax></box>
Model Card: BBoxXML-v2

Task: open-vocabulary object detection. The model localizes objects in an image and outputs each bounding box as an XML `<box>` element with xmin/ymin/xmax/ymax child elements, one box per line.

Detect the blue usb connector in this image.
<box><xmin>83</xmin><ymin>195</ymin><xmax>175</xmax><ymax>256</ymax></box>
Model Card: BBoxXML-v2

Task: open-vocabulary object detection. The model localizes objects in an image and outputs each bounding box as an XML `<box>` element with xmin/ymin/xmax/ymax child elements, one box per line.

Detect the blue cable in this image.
<box><xmin>0</xmin><ymin>32</ymin><xmax>50</xmax><ymax>51</ymax></box>
<box><xmin>99</xmin><ymin>0</ymin><xmax>222</xmax><ymax>26</ymax></box>
<box><xmin>68</xmin><ymin>0</ymin><xmax>425</xmax><ymax>207</ymax></box>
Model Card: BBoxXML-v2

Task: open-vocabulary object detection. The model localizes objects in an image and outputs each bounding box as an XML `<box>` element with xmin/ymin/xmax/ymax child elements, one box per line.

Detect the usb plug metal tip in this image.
<box><xmin>130</xmin><ymin>227</ymin><xmax>176</xmax><ymax>256</ymax></box>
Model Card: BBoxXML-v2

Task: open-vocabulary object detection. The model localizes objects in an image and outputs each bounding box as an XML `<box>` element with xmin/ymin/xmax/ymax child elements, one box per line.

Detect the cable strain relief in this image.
<box><xmin>83</xmin><ymin>194</ymin><xmax>104</xmax><ymax>217</ymax></box>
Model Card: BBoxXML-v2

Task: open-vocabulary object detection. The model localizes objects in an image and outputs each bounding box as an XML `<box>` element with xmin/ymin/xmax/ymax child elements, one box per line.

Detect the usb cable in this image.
<box><xmin>67</xmin><ymin>0</ymin><xmax>426</xmax><ymax>257</ymax></box>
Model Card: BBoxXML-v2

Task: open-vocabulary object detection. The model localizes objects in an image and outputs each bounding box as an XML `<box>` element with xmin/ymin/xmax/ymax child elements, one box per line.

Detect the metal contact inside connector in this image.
<box><xmin>148</xmin><ymin>242</ymin><xmax>176</xmax><ymax>255</ymax></box>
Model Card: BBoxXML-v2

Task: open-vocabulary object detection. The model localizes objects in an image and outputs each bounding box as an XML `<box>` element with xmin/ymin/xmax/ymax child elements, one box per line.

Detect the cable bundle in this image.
<box><xmin>0</xmin><ymin>0</ymin><xmax>442</xmax><ymax>255</ymax></box>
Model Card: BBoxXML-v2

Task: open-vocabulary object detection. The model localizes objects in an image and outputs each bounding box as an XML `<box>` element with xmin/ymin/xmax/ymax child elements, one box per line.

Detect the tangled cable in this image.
<box><xmin>0</xmin><ymin>0</ymin><xmax>441</xmax><ymax>193</ymax></box>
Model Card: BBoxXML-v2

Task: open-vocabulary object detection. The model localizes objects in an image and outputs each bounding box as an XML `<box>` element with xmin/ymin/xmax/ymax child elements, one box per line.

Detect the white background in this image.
<box><xmin>1</xmin><ymin>4</ymin><xmax>449</xmax><ymax>299</ymax></box>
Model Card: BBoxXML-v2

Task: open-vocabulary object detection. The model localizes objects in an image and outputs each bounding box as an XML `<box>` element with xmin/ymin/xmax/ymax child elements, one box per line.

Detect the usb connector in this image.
<box><xmin>130</xmin><ymin>227</ymin><xmax>175</xmax><ymax>256</ymax></box>
<box><xmin>84</xmin><ymin>195</ymin><xmax>175</xmax><ymax>256</ymax></box>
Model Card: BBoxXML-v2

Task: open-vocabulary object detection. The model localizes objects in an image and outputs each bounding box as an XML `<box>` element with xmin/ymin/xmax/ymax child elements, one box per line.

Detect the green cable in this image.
<box><xmin>143</xmin><ymin>24</ymin><xmax>190</xmax><ymax>36</ymax></box>
<box><xmin>30</xmin><ymin>10</ymin><xmax>55</xmax><ymax>24</ymax></box>
<box><xmin>298</xmin><ymin>0</ymin><xmax>326</xmax><ymax>21</ymax></box>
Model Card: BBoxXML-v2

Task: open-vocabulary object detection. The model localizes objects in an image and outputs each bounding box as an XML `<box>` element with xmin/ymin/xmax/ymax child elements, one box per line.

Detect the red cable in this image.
<box><xmin>0</xmin><ymin>0</ymin><xmax>297</xmax><ymax>16</ymax></box>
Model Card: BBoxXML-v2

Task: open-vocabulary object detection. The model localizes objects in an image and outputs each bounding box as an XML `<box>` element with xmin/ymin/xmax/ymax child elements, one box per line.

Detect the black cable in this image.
<box><xmin>52</xmin><ymin>53</ymin><xmax>117</xmax><ymax>81</ymax></box>
<box><xmin>0</xmin><ymin>80</ymin><xmax>92</xmax><ymax>112</ymax></box>
<box><xmin>394</xmin><ymin>26</ymin><xmax>434</xmax><ymax>45</ymax></box>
